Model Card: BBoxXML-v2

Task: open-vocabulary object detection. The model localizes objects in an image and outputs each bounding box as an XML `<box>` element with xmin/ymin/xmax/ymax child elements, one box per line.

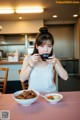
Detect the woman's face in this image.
<box><xmin>36</xmin><ymin>40</ymin><xmax>53</xmax><ymax>55</ymax></box>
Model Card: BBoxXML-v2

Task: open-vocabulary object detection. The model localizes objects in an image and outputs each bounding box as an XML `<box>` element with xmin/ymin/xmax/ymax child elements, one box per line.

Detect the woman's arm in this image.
<box><xmin>54</xmin><ymin>58</ymin><xmax>68</xmax><ymax>80</ymax></box>
<box><xmin>47</xmin><ymin>56</ymin><xmax>68</xmax><ymax>80</ymax></box>
<box><xmin>20</xmin><ymin>54</ymin><xmax>39</xmax><ymax>82</ymax></box>
<box><xmin>20</xmin><ymin>55</ymin><xmax>33</xmax><ymax>82</ymax></box>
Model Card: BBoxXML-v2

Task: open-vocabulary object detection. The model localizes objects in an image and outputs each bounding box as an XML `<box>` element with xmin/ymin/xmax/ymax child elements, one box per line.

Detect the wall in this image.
<box><xmin>79</xmin><ymin>18</ymin><xmax>80</xmax><ymax>73</ymax></box>
<box><xmin>74</xmin><ymin>19</ymin><xmax>80</xmax><ymax>59</ymax></box>
<box><xmin>47</xmin><ymin>25</ymin><xmax>74</xmax><ymax>58</ymax></box>
<box><xmin>0</xmin><ymin>20</ymin><xmax>44</xmax><ymax>34</ymax></box>
<box><xmin>74</xmin><ymin>18</ymin><xmax>80</xmax><ymax>73</ymax></box>
<box><xmin>0</xmin><ymin>64</ymin><xmax>22</xmax><ymax>81</ymax></box>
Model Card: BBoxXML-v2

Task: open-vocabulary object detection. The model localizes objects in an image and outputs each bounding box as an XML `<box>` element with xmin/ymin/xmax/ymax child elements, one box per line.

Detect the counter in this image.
<box><xmin>0</xmin><ymin>60</ymin><xmax>23</xmax><ymax>64</ymax></box>
<box><xmin>0</xmin><ymin>58</ymin><xmax>79</xmax><ymax>81</ymax></box>
<box><xmin>60</xmin><ymin>58</ymin><xmax>79</xmax><ymax>75</ymax></box>
<box><xmin>60</xmin><ymin>58</ymin><xmax>79</xmax><ymax>61</ymax></box>
<box><xmin>0</xmin><ymin>57</ymin><xmax>79</xmax><ymax>64</ymax></box>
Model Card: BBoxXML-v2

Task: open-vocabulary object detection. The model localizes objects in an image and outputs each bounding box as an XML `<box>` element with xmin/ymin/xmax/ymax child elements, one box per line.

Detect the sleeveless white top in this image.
<box><xmin>28</xmin><ymin>63</ymin><xmax>56</xmax><ymax>92</ymax></box>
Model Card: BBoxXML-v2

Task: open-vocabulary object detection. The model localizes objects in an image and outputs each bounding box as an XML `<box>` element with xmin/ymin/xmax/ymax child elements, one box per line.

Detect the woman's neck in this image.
<box><xmin>36</xmin><ymin>58</ymin><xmax>49</xmax><ymax>68</ymax></box>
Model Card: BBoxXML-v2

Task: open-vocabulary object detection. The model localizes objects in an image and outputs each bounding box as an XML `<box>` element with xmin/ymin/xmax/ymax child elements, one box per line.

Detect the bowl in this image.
<box><xmin>12</xmin><ymin>90</ymin><xmax>40</xmax><ymax>106</ymax></box>
<box><xmin>40</xmin><ymin>53</ymin><xmax>49</xmax><ymax>61</ymax></box>
<box><xmin>42</xmin><ymin>93</ymin><xmax>63</xmax><ymax>104</ymax></box>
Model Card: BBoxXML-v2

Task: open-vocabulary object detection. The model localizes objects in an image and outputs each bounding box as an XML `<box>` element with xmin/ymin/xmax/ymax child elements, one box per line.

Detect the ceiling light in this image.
<box><xmin>16</xmin><ymin>7</ymin><xmax>44</xmax><ymax>13</ymax></box>
<box><xmin>53</xmin><ymin>15</ymin><xmax>57</xmax><ymax>18</ymax></box>
<box><xmin>19</xmin><ymin>17</ymin><xmax>22</xmax><ymax>19</ymax></box>
<box><xmin>73</xmin><ymin>14</ymin><xmax>78</xmax><ymax>17</ymax></box>
<box><xmin>56</xmin><ymin>0</ymin><xmax>80</xmax><ymax>4</ymax></box>
<box><xmin>0</xmin><ymin>9</ymin><xmax>14</xmax><ymax>14</ymax></box>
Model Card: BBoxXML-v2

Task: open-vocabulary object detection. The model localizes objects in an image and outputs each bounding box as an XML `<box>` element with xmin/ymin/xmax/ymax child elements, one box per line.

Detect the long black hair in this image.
<box><xmin>32</xmin><ymin>27</ymin><xmax>54</xmax><ymax>56</ymax></box>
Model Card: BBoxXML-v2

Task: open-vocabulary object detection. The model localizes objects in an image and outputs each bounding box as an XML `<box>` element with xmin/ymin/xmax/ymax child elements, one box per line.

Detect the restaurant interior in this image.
<box><xmin>0</xmin><ymin>1</ymin><xmax>80</xmax><ymax>119</ymax></box>
<box><xmin>0</xmin><ymin>0</ymin><xmax>80</xmax><ymax>93</ymax></box>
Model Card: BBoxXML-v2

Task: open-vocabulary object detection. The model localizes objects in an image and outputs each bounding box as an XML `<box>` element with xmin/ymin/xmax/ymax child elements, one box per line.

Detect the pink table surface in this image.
<box><xmin>0</xmin><ymin>91</ymin><xmax>80</xmax><ymax>120</ymax></box>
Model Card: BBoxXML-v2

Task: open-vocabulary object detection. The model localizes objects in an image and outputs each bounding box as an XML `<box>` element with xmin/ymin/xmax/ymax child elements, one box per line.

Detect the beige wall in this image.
<box><xmin>48</xmin><ymin>25</ymin><xmax>74</xmax><ymax>58</ymax></box>
<box><xmin>0</xmin><ymin>20</ymin><xmax>44</xmax><ymax>34</ymax></box>
<box><xmin>74</xmin><ymin>18</ymin><xmax>80</xmax><ymax>73</ymax></box>
<box><xmin>74</xmin><ymin>19</ymin><xmax>80</xmax><ymax>59</ymax></box>
<box><xmin>79</xmin><ymin>18</ymin><xmax>80</xmax><ymax>59</ymax></box>
<box><xmin>79</xmin><ymin>18</ymin><xmax>80</xmax><ymax>73</ymax></box>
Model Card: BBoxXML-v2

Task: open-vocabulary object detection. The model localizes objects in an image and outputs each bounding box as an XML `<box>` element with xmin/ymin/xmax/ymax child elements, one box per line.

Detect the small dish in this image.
<box><xmin>41</xmin><ymin>93</ymin><xmax>63</xmax><ymax>104</ymax></box>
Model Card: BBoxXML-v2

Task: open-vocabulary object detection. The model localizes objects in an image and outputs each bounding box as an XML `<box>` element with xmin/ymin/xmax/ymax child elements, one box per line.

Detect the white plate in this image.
<box><xmin>41</xmin><ymin>93</ymin><xmax>63</xmax><ymax>104</ymax></box>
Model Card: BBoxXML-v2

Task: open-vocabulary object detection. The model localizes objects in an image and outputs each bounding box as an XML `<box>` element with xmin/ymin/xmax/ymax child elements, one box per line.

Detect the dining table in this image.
<box><xmin>0</xmin><ymin>91</ymin><xmax>80</xmax><ymax>120</ymax></box>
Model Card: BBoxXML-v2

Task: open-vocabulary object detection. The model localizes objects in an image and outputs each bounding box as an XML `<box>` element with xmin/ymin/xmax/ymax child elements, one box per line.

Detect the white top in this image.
<box><xmin>28</xmin><ymin>63</ymin><xmax>56</xmax><ymax>92</ymax></box>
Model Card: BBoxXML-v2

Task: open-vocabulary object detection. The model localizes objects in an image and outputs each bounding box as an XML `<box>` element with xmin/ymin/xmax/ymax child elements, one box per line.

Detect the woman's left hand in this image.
<box><xmin>46</xmin><ymin>55</ymin><xmax>56</xmax><ymax>65</ymax></box>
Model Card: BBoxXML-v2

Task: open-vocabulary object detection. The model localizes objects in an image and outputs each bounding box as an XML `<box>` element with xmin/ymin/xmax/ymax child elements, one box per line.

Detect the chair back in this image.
<box><xmin>0</xmin><ymin>67</ymin><xmax>8</xmax><ymax>93</ymax></box>
<box><xmin>18</xmin><ymin>70</ymin><xmax>28</xmax><ymax>90</ymax></box>
<box><xmin>53</xmin><ymin>67</ymin><xmax>57</xmax><ymax>85</ymax></box>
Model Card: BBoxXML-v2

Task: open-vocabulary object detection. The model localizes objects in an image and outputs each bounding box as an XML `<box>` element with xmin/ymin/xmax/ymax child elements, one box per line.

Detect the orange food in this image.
<box><xmin>47</xmin><ymin>95</ymin><xmax>54</xmax><ymax>100</ymax></box>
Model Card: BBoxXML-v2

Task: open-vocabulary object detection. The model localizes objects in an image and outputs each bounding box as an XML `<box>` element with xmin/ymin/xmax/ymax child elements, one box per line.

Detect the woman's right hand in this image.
<box><xmin>29</xmin><ymin>54</ymin><xmax>39</xmax><ymax>67</ymax></box>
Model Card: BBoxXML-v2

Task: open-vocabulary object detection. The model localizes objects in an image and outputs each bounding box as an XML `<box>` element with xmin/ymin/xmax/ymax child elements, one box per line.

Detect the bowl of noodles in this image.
<box><xmin>12</xmin><ymin>90</ymin><xmax>40</xmax><ymax>106</ymax></box>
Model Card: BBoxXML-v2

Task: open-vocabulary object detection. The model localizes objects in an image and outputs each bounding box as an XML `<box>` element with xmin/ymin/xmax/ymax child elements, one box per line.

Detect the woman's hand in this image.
<box><xmin>29</xmin><ymin>54</ymin><xmax>39</xmax><ymax>67</ymax></box>
<box><xmin>47</xmin><ymin>55</ymin><xmax>68</xmax><ymax>80</ymax></box>
<box><xmin>46</xmin><ymin>54</ymin><xmax>56</xmax><ymax>66</ymax></box>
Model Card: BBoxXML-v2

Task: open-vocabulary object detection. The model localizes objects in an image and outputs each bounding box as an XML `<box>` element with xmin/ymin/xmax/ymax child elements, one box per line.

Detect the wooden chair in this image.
<box><xmin>53</xmin><ymin>67</ymin><xmax>58</xmax><ymax>92</ymax></box>
<box><xmin>53</xmin><ymin>67</ymin><xmax>57</xmax><ymax>85</ymax></box>
<box><xmin>0</xmin><ymin>67</ymin><xmax>8</xmax><ymax>94</ymax></box>
<box><xmin>18</xmin><ymin>70</ymin><xmax>28</xmax><ymax>90</ymax></box>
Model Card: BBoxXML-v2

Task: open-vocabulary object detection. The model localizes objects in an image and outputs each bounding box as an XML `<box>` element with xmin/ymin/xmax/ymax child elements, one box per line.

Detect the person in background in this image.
<box><xmin>20</xmin><ymin>27</ymin><xmax>68</xmax><ymax>93</ymax></box>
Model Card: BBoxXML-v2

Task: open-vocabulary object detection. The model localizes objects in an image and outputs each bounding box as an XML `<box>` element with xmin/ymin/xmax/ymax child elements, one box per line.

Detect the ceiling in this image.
<box><xmin>0</xmin><ymin>0</ymin><xmax>80</xmax><ymax>22</ymax></box>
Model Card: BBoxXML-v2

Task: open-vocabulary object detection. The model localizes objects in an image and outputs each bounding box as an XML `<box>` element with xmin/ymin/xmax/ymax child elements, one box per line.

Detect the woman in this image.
<box><xmin>20</xmin><ymin>27</ymin><xmax>68</xmax><ymax>92</ymax></box>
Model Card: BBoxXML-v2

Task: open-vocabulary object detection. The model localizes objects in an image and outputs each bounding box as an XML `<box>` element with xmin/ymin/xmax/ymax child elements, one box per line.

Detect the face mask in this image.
<box><xmin>40</xmin><ymin>53</ymin><xmax>49</xmax><ymax>61</ymax></box>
